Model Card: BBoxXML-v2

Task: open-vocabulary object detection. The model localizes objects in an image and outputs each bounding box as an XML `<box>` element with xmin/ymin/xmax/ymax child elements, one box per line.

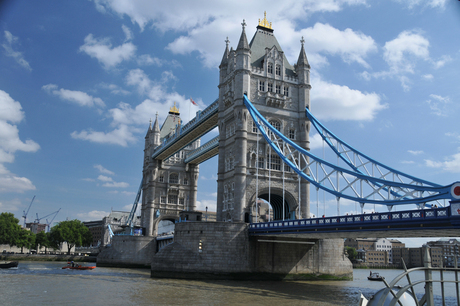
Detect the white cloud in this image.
<box><xmin>425</xmin><ymin>151</ymin><xmax>460</xmax><ymax>173</ymax></box>
<box><xmin>363</xmin><ymin>30</ymin><xmax>431</xmax><ymax>90</ymax></box>
<box><xmin>298</xmin><ymin>23</ymin><xmax>377</xmax><ymax>68</ymax></box>
<box><xmin>310</xmin><ymin>77</ymin><xmax>387</xmax><ymax>121</ymax></box>
<box><xmin>408</xmin><ymin>150</ymin><xmax>423</xmax><ymax>155</ymax></box>
<box><xmin>96</xmin><ymin>174</ymin><xmax>129</xmax><ymax>188</ymax></box>
<box><xmin>394</xmin><ymin>0</ymin><xmax>448</xmax><ymax>10</ymax></box>
<box><xmin>309</xmin><ymin>133</ymin><xmax>325</xmax><ymax>150</ymax></box>
<box><xmin>93</xmin><ymin>1</ymin><xmax>369</xmax><ymax>68</ymax></box>
<box><xmin>137</xmin><ymin>54</ymin><xmax>164</xmax><ymax>66</ymax></box>
<box><xmin>2</xmin><ymin>31</ymin><xmax>31</xmax><ymax>71</ymax></box>
<box><xmin>383</xmin><ymin>30</ymin><xmax>430</xmax><ymax>74</ymax></box>
<box><xmin>98</xmin><ymin>83</ymin><xmax>131</xmax><ymax>95</ymax></box>
<box><xmin>121</xmin><ymin>24</ymin><xmax>133</xmax><ymax>42</ymax></box>
<box><xmin>0</xmin><ymin>90</ymin><xmax>39</xmax><ymax>193</ymax></box>
<box><xmin>94</xmin><ymin>164</ymin><xmax>115</xmax><ymax>175</ymax></box>
<box><xmin>426</xmin><ymin>94</ymin><xmax>451</xmax><ymax>117</ymax></box>
<box><xmin>71</xmin><ymin>124</ymin><xmax>137</xmax><ymax>147</ymax></box>
<box><xmin>79</xmin><ymin>33</ymin><xmax>136</xmax><ymax>69</ymax></box>
<box><xmin>42</xmin><ymin>84</ymin><xmax>105</xmax><ymax>108</ymax></box>
<box><xmin>77</xmin><ymin>210</ymin><xmax>110</xmax><ymax>221</ymax></box>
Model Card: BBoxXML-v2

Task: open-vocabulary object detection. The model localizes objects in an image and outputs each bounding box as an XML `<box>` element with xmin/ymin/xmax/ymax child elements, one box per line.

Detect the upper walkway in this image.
<box><xmin>152</xmin><ymin>99</ymin><xmax>218</xmax><ymax>161</ymax></box>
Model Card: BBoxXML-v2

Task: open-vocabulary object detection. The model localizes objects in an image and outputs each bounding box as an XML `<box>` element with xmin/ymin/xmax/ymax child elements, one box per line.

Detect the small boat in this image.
<box><xmin>0</xmin><ymin>261</ymin><xmax>18</xmax><ymax>269</ymax></box>
<box><xmin>368</xmin><ymin>272</ymin><xmax>385</xmax><ymax>281</ymax></box>
<box><xmin>62</xmin><ymin>262</ymin><xmax>96</xmax><ymax>270</ymax></box>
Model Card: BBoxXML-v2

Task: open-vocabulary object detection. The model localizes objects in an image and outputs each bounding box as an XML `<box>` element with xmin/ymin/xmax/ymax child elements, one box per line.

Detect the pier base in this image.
<box><xmin>150</xmin><ymin>222</ymin><xmax>352</xmax><ymax>280</ymax></box>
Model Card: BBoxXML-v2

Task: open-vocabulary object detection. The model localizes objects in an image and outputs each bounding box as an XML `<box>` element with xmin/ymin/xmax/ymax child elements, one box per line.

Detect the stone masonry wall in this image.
<box><xmin>97</xmin><ymin>235</ymin><xmax>155</xmax><ymax>268</ymax></box>
<box><xmin>151</xmin><ymin>222</ymin><xmax>250</xmax><ymax>278</ymax></box>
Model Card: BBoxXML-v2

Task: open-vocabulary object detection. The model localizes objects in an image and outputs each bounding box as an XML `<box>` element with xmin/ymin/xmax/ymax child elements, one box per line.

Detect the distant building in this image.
<box><xmin>427</xmin><ymin>238</ymin><xmax>460</xmax><ymax>267</ymax></box>
<box><xmin>366</xmin><ymin>250</ymin><xmax>388</xmax><ymax>265</ymax></box>
<box><xmin>25</xmin><ymin>222</ymin><xmax>46</xmax><ymax>234</ymax></box>
<box><xmin>83</xmin><ymin>220</ymin><xmax>103</xmax><ymax>247</ymax></box>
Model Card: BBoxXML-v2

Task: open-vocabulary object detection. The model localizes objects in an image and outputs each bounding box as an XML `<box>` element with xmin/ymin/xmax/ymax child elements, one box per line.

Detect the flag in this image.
<box><xmin>190</xmin><ymin>97</ymin><xmax>198</xmax><ymax>106</ymax></box>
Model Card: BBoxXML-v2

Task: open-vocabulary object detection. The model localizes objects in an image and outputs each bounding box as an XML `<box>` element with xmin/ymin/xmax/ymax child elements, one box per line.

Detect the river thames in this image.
<box><xmin>1</xmin><ymin>261</ymin><xmax>459</xmax><ymax>305</ymax></box>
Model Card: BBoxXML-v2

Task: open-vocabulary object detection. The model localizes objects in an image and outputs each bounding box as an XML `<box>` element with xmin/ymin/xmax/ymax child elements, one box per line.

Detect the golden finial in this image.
<box><xmin>169</xmin><ymin>101</ymin><xmax>179</xmax><ymax>114</ymax></box>
<box><xmin>258</xmin><ymin>11</ymin><xmax>272</xmax><ymax>30</ymax></box>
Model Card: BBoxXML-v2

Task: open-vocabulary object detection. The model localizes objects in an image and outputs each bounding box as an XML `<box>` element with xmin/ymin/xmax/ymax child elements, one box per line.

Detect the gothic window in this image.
<box><xmin>159</xmin><ymin>176</ymin><xmax>164</xmax><ymax>183</ymax></box>
<box><xmin>160</xmin><ymin>196</ymin><xmax>166</xmax><ymax>204</ymax></box>
<box><xmin>269</xmin><ymin>120</ymin><xmax>281</xmax><ymax>131</ymax></box>
<box><xmin>179</xmin><ymin>198</ymin><xmax>185</xmax><ymax>205</ymax></box>
<box><xmin>259</xmin><ymin>80</ymin><xmax>265</xmax><ymax>91</ymax></box>
<box><xmin>258</xmin><ymin>156</ymin><xmax>264</xmax><ymax>169</ymax></box>
<box><xmin>268</xmin><ymin>63</ymin><xmax>273</xmax><ymax>74</ymax></box>
<box><xmin>267</xmin><ymin>154</ymin><xmax>281</xmax><ymax>171</ymax></box>
<box><xmin>268</xmin><ymin>83</ymin><xmax>273</xmax><ymax>92</ymax></box>
<box><xmin>252</xmin><ymin>121</ymin><xmax>258</xmax><ymax>133</ymax></box>
<box><xmin>275</xmin><ymin>84</ymin><xmax>281</xmax><ymax>94</ymax></box>
<box><xmin>276</xmin><ymin>65</ymin><xmax>281</xmax><ymax>76</ymax></box>
<box><xmin>183</xmin><ymin>178</ymin><xmax>188</xmax><ymax>185</ymax></box>
<box><xmin>284</xmin><ymin>86</ymin><xmax>289</xmax><ymax>97</ymax></box>
<box><xmin>168</xmin><ymin>194</ymin><xmax>178</xmax><ymax>204</ymax></box>
<box><xmin>169</xmin><ymin>173</ymin><xmax>179</xmax><ymax>184</ymax></box>
<box><xmin>289</xmin><ymin>129</ymin><xmax>295</xmax><ymax>140</ymax></box>
<box><xmin>284</xmin><ymin>162</ymin><xmax>291</xmax><ymax>172</ymax></box>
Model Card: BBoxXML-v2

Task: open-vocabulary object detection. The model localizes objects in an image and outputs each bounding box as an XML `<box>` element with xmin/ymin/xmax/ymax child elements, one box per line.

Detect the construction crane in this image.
<box><xmin>34</xmin><ymin>208</ymin><xmax>61</xmax><ymax>232</ymax></box>
<box><xmin>22</xmin><ymin>195</ymin><xmax>35</xmax><ymax>228</ymax></box>
<box><xmin>45</xmin><ymin>208</ymin><xmax>60</xmax><ymax>232</ymax></box>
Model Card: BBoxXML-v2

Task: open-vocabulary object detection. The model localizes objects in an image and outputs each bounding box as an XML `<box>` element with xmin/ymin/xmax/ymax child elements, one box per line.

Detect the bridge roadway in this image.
<box><xmin>249</xmin><ymin>206</ymin><xmax>460</xmax><ymax>239</ymax></box>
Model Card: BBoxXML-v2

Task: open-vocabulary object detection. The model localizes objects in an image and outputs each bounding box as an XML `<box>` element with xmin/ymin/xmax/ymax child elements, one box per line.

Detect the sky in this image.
<box><xmin>1</xmin><ymin>0</ymin><xmax>459</xmax><ymax>247</ymax></box>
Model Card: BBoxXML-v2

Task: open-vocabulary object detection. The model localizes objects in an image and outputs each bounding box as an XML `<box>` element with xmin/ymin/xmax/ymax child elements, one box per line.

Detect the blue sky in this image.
<box><xmin>1</xmin><ymin>0</ymin><xmax>459</xmax><ymax>246</ymax></box>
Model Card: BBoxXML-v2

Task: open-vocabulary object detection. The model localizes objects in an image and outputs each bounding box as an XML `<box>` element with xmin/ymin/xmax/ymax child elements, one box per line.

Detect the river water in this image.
<box><xmin>1</xmin><ymin>262</ymin><xmax>459</xmax><ymax>305</ymax></box>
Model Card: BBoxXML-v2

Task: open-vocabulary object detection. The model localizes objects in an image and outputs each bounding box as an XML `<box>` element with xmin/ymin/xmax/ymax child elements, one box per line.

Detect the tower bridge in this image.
<box><xmin>98</xmin><ymin>14</ymin><xmax>460</xmax><ymax>280</ymax></box>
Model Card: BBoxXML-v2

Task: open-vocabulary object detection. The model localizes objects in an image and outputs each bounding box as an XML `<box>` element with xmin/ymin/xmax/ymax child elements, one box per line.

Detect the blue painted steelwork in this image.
<box><xmin>184</xmin><ymin>135</ymin><xmax>219</xmax><ymax>164</ymax></box>
<box><xmin>249</xmin><ymin>206</ymin><xmax>459</xmax><ymax>235</ymax></box>
<box><xmin>126</xmin><ymin>180</ymin><xmax>143</xmax><ymax>234</ymax></box>
<box><xmin>151</xmin><ymin>99</ymin><xmax>218</xmax><ymax>160</ymax></box>
<box><xmin>306</xmin><ymin>107</ymin><xmax>442</xmax><ymax>204</ymax></box>
<box><xmin>243</xmin><ymin>94</ymin><xmax>459</xmax><ymax>207</ymax></box>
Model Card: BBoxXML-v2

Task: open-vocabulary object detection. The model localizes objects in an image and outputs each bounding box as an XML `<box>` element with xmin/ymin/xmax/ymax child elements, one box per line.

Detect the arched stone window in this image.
<box><xmin>169</xmin><ymin>173</ymin><xmax>179</xmax><ymax>184</ymax></box>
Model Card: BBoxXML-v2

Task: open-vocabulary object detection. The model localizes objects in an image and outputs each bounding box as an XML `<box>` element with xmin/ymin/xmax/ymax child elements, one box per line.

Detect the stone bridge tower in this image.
<box><xmin>141</xmin><ymin>105</ymin><xmax>200</xmax><ymax>236</ymax></box>
<box><xmin>217</xmin><ymin>14</ymin><xmax>311</xmax><ymax>222</ymax></box>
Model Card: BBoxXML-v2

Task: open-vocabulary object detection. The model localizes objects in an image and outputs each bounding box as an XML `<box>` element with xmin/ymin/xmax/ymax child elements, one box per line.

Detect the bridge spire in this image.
<box><xmin>237</xmin><ymin>19</ymin><xmax>249</xmax><ymax>50</ymax></box>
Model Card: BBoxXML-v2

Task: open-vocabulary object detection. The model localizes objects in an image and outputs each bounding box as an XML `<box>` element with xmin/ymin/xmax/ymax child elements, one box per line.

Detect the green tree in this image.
<box><xmin>0</xmin><ymin>212</ymin><xmax>22</xmax><ymax>246</ymax></box>
<box><xmin>16</xmin><ymin>228</ymin><xmax>35</xmax><ymax>253</ymax></box>
<box><xmin>345</xmin><ymin>246</ymin><xmax>358</xmax><ymax>261</ymax></box>
<box><xmin>49</xmin><ymin>219</ymin><xmax>92</xmax><ymax>255</ymax></box>
<box><xmin>35</xmin><ymin>231</ymin><xmax>51</xmax><ymax>254</ymax></box>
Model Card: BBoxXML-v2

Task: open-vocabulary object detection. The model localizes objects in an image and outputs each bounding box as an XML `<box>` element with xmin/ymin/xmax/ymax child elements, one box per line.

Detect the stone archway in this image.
<box><xmin>248</xmin><ymin>187</ymin><xmax>297</xmax><ymax>221</ymax></box>
<box><xmin>151</xmin><ymin>215</ymin><xmax>179</xmax><ymax>237</ymax></box>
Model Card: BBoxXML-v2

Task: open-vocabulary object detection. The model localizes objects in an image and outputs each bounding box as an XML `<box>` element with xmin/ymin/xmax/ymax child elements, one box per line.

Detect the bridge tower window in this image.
<box><xmin>252</xmin><ymin>121</ymin><xmax>258</xmax><ymax>133</ymax></box>
<box><xmin>268</xmin><ymin>83</ymin><xmax>273</xmax><ymax>92</ymax></box>
<box><xmin>268</xmin><ymin>63</ymin><xmax>273</xmax><ymax>74</ymax></box>
<box><xmin>159</xmin><ymin>176</ymin><xmax>164</xmax><ymax>183</ymax></box>
<box><xmin>168</xmin><ymin>194</ymin><xmax>178</xmax><ymax>204</ymax></box>
<box><xmin>183</xmin><ymin>178</ymin><xmax>188</xmax><ymax>185</ymax></box>
<box><xmin>267</xmin><ymin>154</ymin><xmax>281</xmax><ymax>171</ymax></box>
<box><xmin>288</xmin><ymin>129</ymin><xmax>295</xmax><ymax>140</ymax></box>
<box><xmin>169</xmin><ymin>173</ymin><xmax>179</xmax><ymax>184</ymax></box>
<box><xmin>275</xmin><ymin>65</ymin><xmax>281</xmax><ymax>76</ymax></box>
<box><xmin>160</xmin><ymin>196</ymin><xmax>166</xmax><ymax>204</ymax></box>
<box><xmin>258</xmin><ymin>156</ymin><xmax>265</xmax><ymax>169</ymax></box>
<box><xmin>275</xmin><ymin>84</ymin><xmax>281</xmax><ymax>94</ymax></box>
<box><xmin>259</xmin><ymin>80</ymin><xmax>265</xmax><ymax>91</ymax></box>
<box><xmin>284</xmin><ymin>86</ymin><xmax>289</xmax><ymax>97</ymax></box>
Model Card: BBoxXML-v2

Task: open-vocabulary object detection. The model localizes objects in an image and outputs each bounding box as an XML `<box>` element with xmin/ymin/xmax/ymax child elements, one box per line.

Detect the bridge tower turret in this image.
<box><xmin>217</xmin><ymin>13</ymin><xmax>311</xmax><ymax>222</ymax></box>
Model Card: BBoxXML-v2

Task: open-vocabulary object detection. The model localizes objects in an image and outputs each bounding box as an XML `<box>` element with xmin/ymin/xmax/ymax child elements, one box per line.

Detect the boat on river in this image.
<box><xmin>62</xmin><ymin>262</ymin><xmax>95</xmax><ymax>270</ymax></box>
<box><xmin>367</xmin><ymin>272</ymin><xmax>384</xmax><ymax>281</ymax></box>
<box><xmin>0</xmin><ymin>261</ymin><xmax>18</xmax><ymax>269</ymax></box>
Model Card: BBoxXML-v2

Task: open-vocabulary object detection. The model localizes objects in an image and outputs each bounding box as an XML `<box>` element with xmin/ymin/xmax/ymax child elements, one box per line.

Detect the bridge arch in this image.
<box><xmin>248</xmin><ymin>187</ymin><xmax>298</xmax><ymax>222</ymax></box>
<box><xmin>151</xmin><ymin>214</ymin><xmax>178</xmax><ymax>237</ymax></box>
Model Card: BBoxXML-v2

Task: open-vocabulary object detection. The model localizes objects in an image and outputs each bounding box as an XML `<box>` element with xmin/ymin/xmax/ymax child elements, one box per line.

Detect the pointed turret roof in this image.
<box><xmin>297</xmin><ymin>36</ymin><xmax>310</xmax><ymax>68</ymax></box>
<box><xmin>153</xmin><ymin>112</ymin><xmax>160</xmax><ymax>133</ymax></box>
<box><xmin>237</xmin><ymin>20</ymin><xmax>249</xmax><ymax>50</ymax></box>
<box><xmin>220</xmin><ymin>37</ymin><xmax>230</xmax><ymax>67</ymax></box>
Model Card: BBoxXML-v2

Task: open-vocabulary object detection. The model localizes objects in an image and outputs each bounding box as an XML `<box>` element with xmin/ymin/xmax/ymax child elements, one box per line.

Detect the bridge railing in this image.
<box><xmin>249</xmin><ymin>206</ymin><xmax>452</xmax><ymax>233</ymax></box>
